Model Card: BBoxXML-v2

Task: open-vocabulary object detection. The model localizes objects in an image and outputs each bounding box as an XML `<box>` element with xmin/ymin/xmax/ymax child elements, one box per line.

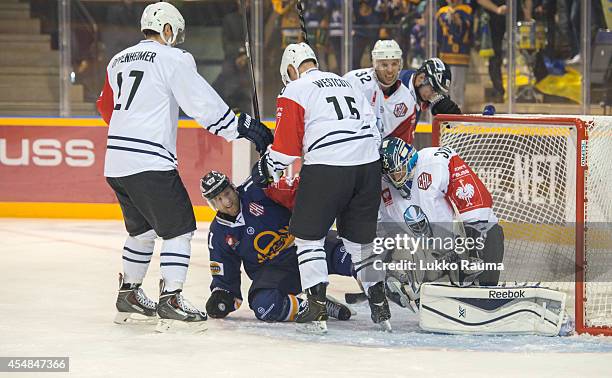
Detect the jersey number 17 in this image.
<box><xmin>113</xmin><ymin>70</ymin><xmax>144</xmax><ymax>111</ymax></box>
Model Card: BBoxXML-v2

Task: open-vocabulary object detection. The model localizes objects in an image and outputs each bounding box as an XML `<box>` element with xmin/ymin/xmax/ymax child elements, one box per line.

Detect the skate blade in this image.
<box><xmin>296</xmin><ymin>320</ymin><xmax>328</xmax><ymax>335</ymax></box>
<box><xmin>155</xmin><ymin>318</ymin><xmax>208</xmax><ymax>334</ymax></box>
<box><xmin>114</xmin><ymin>312</ymin><xmax>158</xmax><ymax>325</ymax></box>
<box><xmin>377</xmin><ymin>320</ymin><xmax>393</xmax><ymax>333</ymax></box>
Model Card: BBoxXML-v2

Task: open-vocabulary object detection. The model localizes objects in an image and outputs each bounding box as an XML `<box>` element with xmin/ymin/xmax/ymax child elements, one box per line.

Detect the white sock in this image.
<box><xmin>122</xmin><ymin>229</ymin><xmax>157</xmax><ymax>284</ymax></box>
<box><xmin>160</xmin><ymin>232</ymin><xmax>193</xmax><ymax>292</ymax></box>
<box><xmin>342</xmin><ymin>238</ymin><xmax>385</xmax><ymax>293</ymax></box>
<box><xmin>295</xmin><ymin>237</ymin><xmax>328</xmax><ymax>291</ymax></box>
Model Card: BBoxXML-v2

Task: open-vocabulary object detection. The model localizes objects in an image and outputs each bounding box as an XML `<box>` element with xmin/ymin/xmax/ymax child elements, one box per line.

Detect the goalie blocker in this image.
<box><xmin>419</xmin><ymin>283</ymin><xmax>573</xmax><ymax>336</ymax></box>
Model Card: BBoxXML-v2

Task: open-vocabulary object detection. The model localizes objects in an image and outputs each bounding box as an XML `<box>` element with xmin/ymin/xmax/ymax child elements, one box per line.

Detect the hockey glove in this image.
<box><xmin>237</xmin><ymin>113</ymin><xmax>274</xmax><ymax>155</ymax></box>
<box><xmin>430</xmin><ymin>96</ymin><xmax>462</xmax><ymax>115</ymax></box>
<box><xmin>250</xmin><ymin>153</ymin><xmax>275</xmax><ymax>188</ymax></box>
<box><xmin>206</xmin><ymin>289</ymin><xmax>237</xmax><ymax>319</ymax></box>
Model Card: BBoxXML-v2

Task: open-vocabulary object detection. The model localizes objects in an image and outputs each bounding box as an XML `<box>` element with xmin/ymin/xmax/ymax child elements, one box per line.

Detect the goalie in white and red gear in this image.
<box><xmin>378</xmin><ymin>137</ymin><xmax>504</xmax><ymax>289</ymax></box>
<box><xmin>344</xmin><ymin>39</ymin><xmax>418</xmax><ymax>144</ymax></box>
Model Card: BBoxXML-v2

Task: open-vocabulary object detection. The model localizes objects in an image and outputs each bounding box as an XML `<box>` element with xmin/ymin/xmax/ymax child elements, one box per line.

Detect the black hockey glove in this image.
<box><xmin>430</xmin><ymin>96</ymin><xmax>462</xmax><ymax>115</ymax></box>
<box><xmin>237</xmin><ymin>113</ymin><xmax>274</xmax><ymax>155</ymax></box>
<box><xmin>250</xmin><ymin>153</ymin><xmax>274</xmax><ymax>188</ymax></box>
<box><xmin>206</xmin><ymin>289</ymin><xmax>236</xmax><ymax>319</ymax></box>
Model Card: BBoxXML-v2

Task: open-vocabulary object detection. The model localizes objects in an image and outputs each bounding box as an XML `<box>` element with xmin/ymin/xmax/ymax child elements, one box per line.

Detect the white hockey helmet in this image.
<box><xmin>280</xmin><ymin>43</ymin><xmax>318</xmax><ymax>85</ymax></box>
<box><xmin>141</xmin><ymin>2</ymin><xmax>185</xmax><ymax>46</ymax></box>
<box><xmin>371</xmin><ymin>39</ymin><xmax>403</xmax><ymax>66</ymax></box>
<box><xmin>371</xmin><ymin>39</ymin><xmax>403</xmax><ymax>87</ymax></box>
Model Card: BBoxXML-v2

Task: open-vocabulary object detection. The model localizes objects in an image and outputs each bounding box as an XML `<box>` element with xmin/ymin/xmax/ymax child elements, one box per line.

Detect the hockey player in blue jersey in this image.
<box><xmin>399</xmin><ymin>58</ymin><xmax>462</xmax><ymax>118</ymax></box>
<box><xmin>200</xmin><ymin>171</ymin><xmax>354</xmax><ymax>322</ymax></box>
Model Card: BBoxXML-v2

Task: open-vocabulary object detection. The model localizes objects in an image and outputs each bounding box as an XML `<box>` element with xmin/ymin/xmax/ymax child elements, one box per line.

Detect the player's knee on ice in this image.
<box><xmin>250</xmin><ymin>289</ymin><xmax>293</xmax><ymax>322</ymax></box>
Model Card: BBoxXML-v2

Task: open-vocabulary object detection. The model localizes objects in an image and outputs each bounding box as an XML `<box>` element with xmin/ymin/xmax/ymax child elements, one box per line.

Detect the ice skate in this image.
<box><xmin>325</xmin><ymin>295</ymin><xmax>354</xmax><ymax>320</ymax></box>
<box><xmin>155</xmin><ymin>281</ymin><xmax>208</xmax><ymax>333</ymax></box>
<box><xmin>114</xmin><ymin>273</ymin><xmax>158</xmax><ymax>325</ymax></box>
<box><xmin>385</xmin><ymin>276</ymin><xmax>418</xmax><ymax>313</ymax></box>
<box><xmin>295</xmin><ymin>283</ymin><xmax>328</xmax><ymax>334</ymax></box>
<box><xmin>367</xmin><ymin>282</ymin><xmax>392</xmax><ymax>332</ymax></box>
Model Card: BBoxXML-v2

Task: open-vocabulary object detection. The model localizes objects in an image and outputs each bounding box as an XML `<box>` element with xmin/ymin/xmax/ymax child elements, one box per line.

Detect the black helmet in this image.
<box><xmin>200</xmin><ymin>171</ymin><xmax>231</xmax><ymax>200</ymax></box>
<box><xmin>417</xmin><ymin>58</ymin><xmax>452</xmax><ymax>95</ymax></box>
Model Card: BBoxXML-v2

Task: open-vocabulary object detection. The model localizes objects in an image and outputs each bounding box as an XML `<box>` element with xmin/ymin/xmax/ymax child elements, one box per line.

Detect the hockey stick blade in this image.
<box><xmin>345</xmin><ymin>291</ymin><xmax>367</xmax><ymax>304</ymax></box>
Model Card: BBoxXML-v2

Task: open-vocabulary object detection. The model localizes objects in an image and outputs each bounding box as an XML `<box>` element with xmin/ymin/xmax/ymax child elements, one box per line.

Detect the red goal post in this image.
<box><xmin>432</xmin><ymin>114</ymin><xmax>612</xmax><ymax>336</ymax></box>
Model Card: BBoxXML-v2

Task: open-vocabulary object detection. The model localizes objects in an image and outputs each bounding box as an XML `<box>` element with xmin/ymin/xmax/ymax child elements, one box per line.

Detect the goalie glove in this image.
<box><xmin>206</xmin><ymin>289</ymin><xmax>240</xmax><ymax>319</ymax></box>
<box><xmin>237</xmin><ymin>113</ymin><xmax>274</xmax><ymax>155</ymax></box>
<box><xmin>430</xmin><ymin>95</ymin><xmax>462</xmax><ymax>115</ymax></box>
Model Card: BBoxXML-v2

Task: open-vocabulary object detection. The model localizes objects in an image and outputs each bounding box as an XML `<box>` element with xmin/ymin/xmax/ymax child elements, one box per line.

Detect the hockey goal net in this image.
<box><xmin>432</xmin><ymin>114</ymin><xmax>612</xmax><ymax>336</ymax></box>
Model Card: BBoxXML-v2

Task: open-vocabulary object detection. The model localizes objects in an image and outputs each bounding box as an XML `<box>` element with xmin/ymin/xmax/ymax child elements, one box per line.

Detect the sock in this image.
<box><xmin>342</xmin><ymin>238</ymin><xmax>385</xmax><ymax>293</ymax></box>
<box><xmin>160</xmin><ymin>232</ymin><xmax>193</xmax><ymax>292</ymax></box>
<box><xmin>295</xmin><ymin>237</ymin><xmax>328</xmax><ymax>291</ymax></box>
<box><xmin>122</xmin><ymin>229</ymin><xmax>157</xmax><ymax>284</ymax></box>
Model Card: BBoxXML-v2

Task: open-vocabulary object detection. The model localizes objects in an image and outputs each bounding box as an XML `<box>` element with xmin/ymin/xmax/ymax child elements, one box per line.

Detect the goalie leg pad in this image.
<box><xmin>419</xmin><ymin>283</ymin><xmax>569</xmax><ymax>336</ymax></box>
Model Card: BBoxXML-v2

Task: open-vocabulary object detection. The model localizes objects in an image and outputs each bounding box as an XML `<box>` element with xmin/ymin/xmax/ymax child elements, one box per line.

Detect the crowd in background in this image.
<box><xmin>27</xmin><ymin>0</ymin><xmax>610</xmax><ymax>115</ymax></box>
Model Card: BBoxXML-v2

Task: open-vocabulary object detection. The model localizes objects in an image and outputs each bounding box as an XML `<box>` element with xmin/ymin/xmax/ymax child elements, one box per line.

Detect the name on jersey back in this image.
<box><xmin>111</xmin><ymin>51</ymin><xmax>157</xmax><ymax>68</ymax></box>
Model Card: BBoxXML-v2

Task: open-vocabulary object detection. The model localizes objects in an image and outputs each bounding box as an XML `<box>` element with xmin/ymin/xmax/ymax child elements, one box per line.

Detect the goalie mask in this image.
<box><xmin>416</xmin><ymin>58</ymin><xmax>451</xmax><ymax>95</ymax></box>
<box><xmin>280</xmin><ymin>43</ymin><xmax>318</xmax><ymax>86</ymax></box>
<box><xmin>141</xmin><ymin>2</ymin><xmax>186</xmax><ymax>46</ymax></box>
<box><xmin>380</xmin><ymin>137</ymin><xmax>418</xmax><ymax>199</ymax></box>
<box><xmin>371</xmin><ymin>39</ymin><xmax>403</xmax><ymax>88</ymax></box>
<box><xmin>403</xmin><ymin>205</ymin><xmax>433</xmax><ymax>237</ymax></box>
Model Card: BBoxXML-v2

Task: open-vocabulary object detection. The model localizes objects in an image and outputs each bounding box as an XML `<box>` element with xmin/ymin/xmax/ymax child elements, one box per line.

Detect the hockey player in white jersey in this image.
<box><xmin>344</xmin><ymin>40</ymin><xmax>462</xmax><ymax>145</ymax></box>
<box><xmin>377</xmin><ymin>137</ymin><xmax>505</xmax><ymax>308</ymax></box>
<box><xmin>251</xmin><ymin>42</ymin><xmax>390</xmax><ymax>333</ymax></box>
<box><xmin>344</xmin><ymin>39</ymin><xmax>418</xmax><ymax>143</ymax></box>
<box><xmin>96</xmin><ymin>2</ymin><xmax>273</xmax><ymax>330</ymax></box>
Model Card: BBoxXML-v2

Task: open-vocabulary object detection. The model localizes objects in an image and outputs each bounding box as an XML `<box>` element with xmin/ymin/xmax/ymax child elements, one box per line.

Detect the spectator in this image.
<box><xmin>563</xmin><ymin>0</ymin><xmax>580</xmax><ymax>65</ymax></box>
<box><xmin>353</xmin><ymin>0</ymin><xmax>382</xmax><ymax>68</ymax></box>
<box><xmin>376</xmin><ymin>0</ymin><xmax>410</xmax><ymax>41</ymax></box>
<box><xmin>212</xmin><ymin>47</ymin><xmax>253</xmax><ymax>114</ymax></box>
<box><xmin>328</xmin><ymin>0</ymin><xmax>344</xmax><ymax>72</ymax></box>
<box><xmin>222</xmin><ymin>0</ymin><xmax>247</xmax><ymax>60</ymax></box>
<box><xmin>272</xmin><ymin>0</ymin><xmax>302</xmax><ymax>48</ymax></box>
<box><xmin>409</xmin><ymin>8</ymin><xmax>426</xmax><ymax>68</ymax></box>
<box><xmin>436</xmin><ymin>0</ymin><xmax>473</xmax><ymax>109</ymax></box>
<box><xmin>304</xmin><ymin>0</ymin><xmax>331</xmax><ymax>70</ymax></box>
<box><xmin>477</xmin><ymin>0</ymin><xmax>532</xmax><ymax>102</ymax></box>
<box><xmin>533</xmin><ymin>0</ymin><xmax>557</xmax><ymax>58</ymax></box>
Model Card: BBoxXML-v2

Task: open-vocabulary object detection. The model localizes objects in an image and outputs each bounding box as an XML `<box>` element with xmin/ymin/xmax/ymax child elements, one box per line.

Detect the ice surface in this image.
<box><xmin>1</xmin><ymin>219</ymin><xmax>612</xmax><ymax>377</ymax></box>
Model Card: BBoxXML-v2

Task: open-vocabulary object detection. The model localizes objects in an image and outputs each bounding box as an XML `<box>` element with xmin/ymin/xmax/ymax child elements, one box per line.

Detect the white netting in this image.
<box><xmin>436</xmin><ymin>115</ymin><xmax>612</xmax><ymax>331</ymax></box>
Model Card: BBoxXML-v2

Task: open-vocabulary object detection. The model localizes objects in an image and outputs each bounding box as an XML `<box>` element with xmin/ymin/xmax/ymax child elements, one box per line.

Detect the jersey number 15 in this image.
<box><xmin>326</xmin><ymin>96</ymin><xmax>360</xmax><ymax>120</ymax></box>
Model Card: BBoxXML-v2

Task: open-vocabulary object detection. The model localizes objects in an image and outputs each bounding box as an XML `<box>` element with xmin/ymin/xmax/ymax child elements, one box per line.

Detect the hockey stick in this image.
<box><xmin>239</xmin><ymin>0</ymin><xmax>260</xmax><ymax>120</ymax></box>
<box><xmin>296</xmin><ymin>0</ymin><xmax>309</xmax><ymax>45</ymax></box>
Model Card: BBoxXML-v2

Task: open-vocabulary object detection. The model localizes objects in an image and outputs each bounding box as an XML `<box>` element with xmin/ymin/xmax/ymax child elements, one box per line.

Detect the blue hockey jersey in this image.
<box><xmin>207</xmin><ymin>177</ymin><xmax>300</xmax><ymax>299</ymax></box>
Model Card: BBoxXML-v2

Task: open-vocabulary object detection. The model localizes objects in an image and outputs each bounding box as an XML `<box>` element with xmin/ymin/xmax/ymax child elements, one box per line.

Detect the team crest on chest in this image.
<box><xmin>394</xmin><ymin>102</ymin><xmax>408</xmax><ymax>117</ymax></box>
<box><xmin>249</xmin><ymin>202</ymin><xmax>265</xmax><ymax>217</ymax></box>
<box><xmin>417</xmin><ymin>172</ymin><xmax>432</xmax><ymax>190</ymax></box>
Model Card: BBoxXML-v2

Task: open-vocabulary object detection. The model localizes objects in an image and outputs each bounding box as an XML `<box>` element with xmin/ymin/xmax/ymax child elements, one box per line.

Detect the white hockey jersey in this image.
<box><xmin>379</xmin><ymin>146</ymin><xmax>498</xmax><ymax>235</ymax></box>
<box><xmin>344</xmin><ymin>68</ymin><xmax>419</xmax><ymax>144</ymax></box>
<box><xmin>97</xmin><ymin>40</ymin><xmax>240</xmax><ymax>177</ymax></box>
<box><xmin>269</xmin><ymin>68</ymin><xmax>380</xmax><ymax>169</ymax></box>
